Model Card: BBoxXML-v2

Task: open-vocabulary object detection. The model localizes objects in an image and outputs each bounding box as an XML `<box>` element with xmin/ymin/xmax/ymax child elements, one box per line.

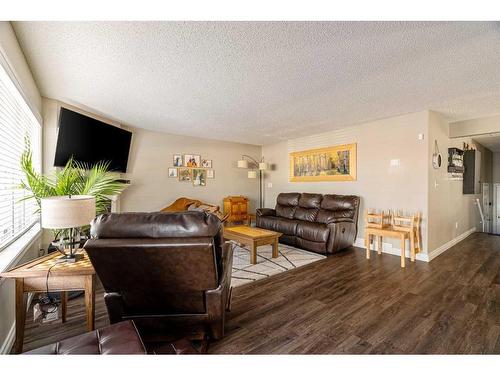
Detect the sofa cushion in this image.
<box><xmin>296</xmin><ymin>221</ymin><xmax>329</xmax><ymax>243</ymax></box>
<box><xmin>275</xmin><ymin>192</ymin><xmax>300</xmax><ymax>218</ymax></box>
<box><xmin>277</xmin><ymin>192</ymin><xmax>301</xmax><ymax>206</ymax></box>
<box><xmin>257</xmin><ymin>216</ymin><xmax>298</xmax><ymax>236</ymax></box>
<box><xmin>321</xmin><ymin>194</ymin><xmax>358</xmax><ymax>211</ymax></box>
<box><xmin>296</xmin><ymin>237</ymin><xmax>327</xmax><ymax>254</ymax></box>
<box><xmin>294</xmin><ymin>207</ymin><xmax>319</xmax><ymax>222</ymax></box>
<box><xmin>298</xmin><ymin>193</ymin><xmax>322</xmax><ymax>208</ymax></box>
<box><xmin>24</xmin><ymin>320</ymin><xmax>146</xmax><ymax>355</ymax></box>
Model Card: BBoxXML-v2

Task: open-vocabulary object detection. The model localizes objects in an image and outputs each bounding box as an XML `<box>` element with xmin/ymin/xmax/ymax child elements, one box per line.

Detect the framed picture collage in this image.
<box><xmin>168</xmin><ymin>154</ymin><xmax>215</xmax><ymax>187</ymax></box>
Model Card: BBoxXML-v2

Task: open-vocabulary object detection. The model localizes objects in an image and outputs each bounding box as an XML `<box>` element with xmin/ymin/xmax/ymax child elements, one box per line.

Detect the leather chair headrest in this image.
<box><xmin>90</xmin><ymin>211</ymin><xmax>222</xmax><ymax>239</ymax></box>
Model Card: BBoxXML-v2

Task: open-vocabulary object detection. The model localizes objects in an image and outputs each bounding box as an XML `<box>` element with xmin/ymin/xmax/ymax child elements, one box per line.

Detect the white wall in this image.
<box><xmin>262</xmin><ymin>111</ymin><xmax>430</xmax><ymax>253</ymax></box>
<box><xmin>0</xmin><ymin>22</ymin><xmax>42</xmax><ymax>353</ymax></box>
<box><xmin>493</xmin><ymin>152</ymin><xmax>500</xmax><ymax>183</ymax></box>
<box><xmin>0</xmin><ymin>22</ymin><xmax>41</xmax><ymax>116</ymax></box>
<box><xmin>427</xmin><ymin>111</ymin><xmax>491</xmax><ymax>253</ymax></box>
<box><xmin>121</xmin><ymin>126</ymin><xmax>260</xmax><ymax>212</ymax></box>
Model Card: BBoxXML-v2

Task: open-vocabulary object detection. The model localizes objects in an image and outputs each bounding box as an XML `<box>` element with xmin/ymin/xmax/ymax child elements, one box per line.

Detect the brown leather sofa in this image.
<box><xmin>256</xmin><ymin>193</ymin><xmax>360</xmax><ymax>254</ymax></box>
<box><xmin>84</xmin><ymin>211</ymin><xmax>233</xmax><ymax>344</ymax></box>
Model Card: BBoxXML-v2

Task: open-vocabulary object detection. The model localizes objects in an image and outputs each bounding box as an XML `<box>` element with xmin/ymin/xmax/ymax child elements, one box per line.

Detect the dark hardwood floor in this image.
<box><xmin>20</xmin><ymin>232</ymin><xmax>500</xmax><ymax>354</ymax></box>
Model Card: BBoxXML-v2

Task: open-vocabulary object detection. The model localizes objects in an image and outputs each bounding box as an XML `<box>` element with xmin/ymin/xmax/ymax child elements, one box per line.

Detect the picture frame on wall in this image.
<box><xmin>178</xmin><ymin>168</ymin><xmax>192</xmax><ymax>182</ymax></box>
<box><xmin>206</xmin><ymin>169</ymin><xmax>215</xmax><ymax>179</ymax></box>
<box><xmin>184</xmin><ymin>154</ymin><xmax>201</xmax><ymax>168</ymax></box>
<box><xmin>201</xmin><ymin>159</ymin><xmax>212</xmax><ymax>168</ymax></box>
<box><xmin>192</xmin><ymin>168</ymin><xmax>207</xmax><ymax>186</ymax></box>
<box><xmin>168</xmin><ymin>167</ymin><xmax>178</xmax><ymax>178</ymax></box>
<box><xmin>289</xmin><ymin>143</ymin><xmax>357</xmax><ymax>182</ymax></box>
<box><xmin>173</xmin><ymin>154</ymin><xmax>182</xmax><ymax>167</ymax></box>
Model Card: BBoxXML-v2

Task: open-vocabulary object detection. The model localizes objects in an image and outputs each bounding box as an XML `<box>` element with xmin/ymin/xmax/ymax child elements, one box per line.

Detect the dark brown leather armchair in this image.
<box><xmin>256</xmin><ymin>193</ymin><xmax>360</xmax><ymax>254</ymax></box>
<box><xmin>84</xmin><ymin>211</ymin><xmax>233</xmax><ymax>343</ymax></box>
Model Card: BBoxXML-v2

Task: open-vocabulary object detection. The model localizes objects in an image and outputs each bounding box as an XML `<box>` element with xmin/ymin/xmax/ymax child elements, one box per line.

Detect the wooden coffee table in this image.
<box><xmin>223</xmin><ymin>226</ymin><xmax>282</xmax><ymax>264</ymax></box>
<box><xmin>0</xmin><ymin>249</ymin><xmax>96</xmax><ymax>353</ymax></box>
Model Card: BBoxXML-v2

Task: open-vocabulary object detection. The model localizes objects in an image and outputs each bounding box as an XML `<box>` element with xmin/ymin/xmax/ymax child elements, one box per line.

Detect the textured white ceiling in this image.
<box><xmin>473</xmin><ymin>134</ymin><xmax>500</xmax><ymax>152</ymax></box>
<box><xmin>12</xmin><ymin>21</ymin><xmax>500</xmax><ymax>145</ymax></box>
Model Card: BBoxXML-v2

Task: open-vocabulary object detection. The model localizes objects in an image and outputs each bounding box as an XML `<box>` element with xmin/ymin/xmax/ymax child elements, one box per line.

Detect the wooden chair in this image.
<box><xmin>364</xmin><ymin>209</ymin><xmax>422</xmax><ymax>268</ymax></box>
<box><xmin>365</xmin><ymin>209</ymin><xmax>391</xmax><ymax>229</ymax></box>
<box><xmin>391</xmin><ymin>211</ymin><xmax>422</xmax><ymax>261</ymax></box>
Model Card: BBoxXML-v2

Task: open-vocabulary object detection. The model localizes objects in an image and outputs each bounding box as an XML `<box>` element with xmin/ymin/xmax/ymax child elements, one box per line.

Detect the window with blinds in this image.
<box><xmin>0</xmin><ymin>61</ymin><xmax>41</xmax><ymax>252</ymax></box>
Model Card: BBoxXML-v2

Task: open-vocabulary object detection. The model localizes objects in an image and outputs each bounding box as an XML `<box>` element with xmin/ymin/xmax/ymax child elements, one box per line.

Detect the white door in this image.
<box><xmin>483</xmin><ymin>183</ymin><xmax>491</xmax><ymax>232</ymax></box>
<box><xmin>495</xmin><ymin>184</ymin><xmax>500</xmax><ymax>234</ymax></box>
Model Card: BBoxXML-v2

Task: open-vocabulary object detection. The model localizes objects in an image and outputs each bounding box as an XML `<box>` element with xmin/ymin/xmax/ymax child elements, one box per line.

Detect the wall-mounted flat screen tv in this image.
<box><xmin>54</xmin><ymin>108</ymin><xmax>132</xmax><ymax>173</ymax></box>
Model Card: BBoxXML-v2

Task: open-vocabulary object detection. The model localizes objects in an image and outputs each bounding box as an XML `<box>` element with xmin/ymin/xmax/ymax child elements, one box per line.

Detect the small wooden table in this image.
<box><xmin>365</xmin><ymin>227</ymin><xmax>414</xmax><ymax>268</ymax></box>
<box><xmin>0</xmin><ymin>250</ymin><xmax>96</xmax><ymax>354</ymax></box>
<box><xmin>223</xmin><ymin>226</ymin><xmax>282</xmax><ymax>264</ymax></box>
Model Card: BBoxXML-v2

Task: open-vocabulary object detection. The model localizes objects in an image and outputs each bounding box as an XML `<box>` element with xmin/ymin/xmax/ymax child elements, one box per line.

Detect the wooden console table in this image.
<box><xmin>0</xmin><ymin>250</ymin><xmax>96</xmax><ymax>353</ymax></box>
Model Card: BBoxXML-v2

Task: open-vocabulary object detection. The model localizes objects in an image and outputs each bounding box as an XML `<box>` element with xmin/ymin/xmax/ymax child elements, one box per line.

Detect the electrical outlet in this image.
<box><xmin>455</xmin><ymin>222</ymin><xmax>458</xmax><ymax>229</ymax></box>
<box><xmin>267</xmin><ymin>182</ymin><xmax>273</xmax><ymax>188</ymax></box>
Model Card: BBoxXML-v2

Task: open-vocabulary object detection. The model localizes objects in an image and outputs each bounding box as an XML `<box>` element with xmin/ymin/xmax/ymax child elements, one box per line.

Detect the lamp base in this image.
<box><xmin>59</xmin><ymin>253</ymin><xmax>84</xmax><ymax>263</ymax></box>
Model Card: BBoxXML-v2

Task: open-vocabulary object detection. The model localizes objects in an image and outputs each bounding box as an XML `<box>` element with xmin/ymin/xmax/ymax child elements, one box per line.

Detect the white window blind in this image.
<box><xmin>0</xmin><ymin>61</ymin><xmax>41</xmax><ymax>251</ymax></box>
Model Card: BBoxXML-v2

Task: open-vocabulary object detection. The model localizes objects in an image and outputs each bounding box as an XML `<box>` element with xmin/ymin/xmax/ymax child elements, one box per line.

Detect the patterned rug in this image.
<box><xmin>229</xmin><ymin>241</ymin><xmax>326</xmax><ymax>288</ymax></box>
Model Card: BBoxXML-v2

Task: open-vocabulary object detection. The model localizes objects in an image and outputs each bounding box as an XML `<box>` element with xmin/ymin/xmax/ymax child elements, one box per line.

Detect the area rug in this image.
<box><xmin>229</xmin><ymin>241</ymin><xmax>326</xmax><ymax>287</ymax></box>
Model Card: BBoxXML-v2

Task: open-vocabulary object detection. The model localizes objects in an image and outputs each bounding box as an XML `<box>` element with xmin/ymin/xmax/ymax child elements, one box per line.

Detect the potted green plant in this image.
<box><xmin>19</xmin><ymin>145</ymin><xmax>127</xmax><ymax>245</ymax></box>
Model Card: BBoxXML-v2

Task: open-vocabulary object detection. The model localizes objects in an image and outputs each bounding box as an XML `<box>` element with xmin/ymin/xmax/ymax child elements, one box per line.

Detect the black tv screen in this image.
<box><xmin>54</xmin><ymin>108</ymin><xmax>132</xmax><ymax>173</ymax></box>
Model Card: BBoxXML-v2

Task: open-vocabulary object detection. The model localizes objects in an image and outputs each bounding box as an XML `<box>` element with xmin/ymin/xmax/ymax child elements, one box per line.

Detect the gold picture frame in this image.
<box><xmin>289</xmin><ymin>143</ymin><xmax>357</xmax><ymax>182</ymax></box>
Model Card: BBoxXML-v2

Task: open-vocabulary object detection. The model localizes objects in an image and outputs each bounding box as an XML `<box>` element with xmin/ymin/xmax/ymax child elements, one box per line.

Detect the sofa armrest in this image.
<box><xmin>256</xmin><ymin>208</ymin><xmax>276</xmax><ymax>217</ymax></box>
<box><xmin>325</xmin><ymin>220</ymin><xmax>357</xmax><ymax>254</ymax></box>
<box><xmin>325</xmin><ymin>217</ymin><xmax>354</xmax><ymax>225</ymax></box>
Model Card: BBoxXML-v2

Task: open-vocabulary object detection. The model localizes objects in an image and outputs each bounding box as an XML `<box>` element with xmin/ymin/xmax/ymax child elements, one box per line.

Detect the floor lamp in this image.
<box><xmin>237</xmin><ymin>155</ymin><xmax>268</xmax><ymax>209</ymax></box>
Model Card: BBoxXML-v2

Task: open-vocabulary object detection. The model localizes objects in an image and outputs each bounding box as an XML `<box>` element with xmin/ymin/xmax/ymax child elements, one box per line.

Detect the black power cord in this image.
<box><xmin>35</xmin><ymin>259</ymin><xmax>65</xmax><ymax>319</ymax></box>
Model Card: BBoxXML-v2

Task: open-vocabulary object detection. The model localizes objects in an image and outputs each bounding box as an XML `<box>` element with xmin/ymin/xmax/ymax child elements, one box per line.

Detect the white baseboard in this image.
<box><xmin>0</xmin><ymin>293</ymin><xmax>34</xmax><ymax>355</ymax></box>
<box><xmin>427</xmin><ymin>227</ymin><xmax>476</xmax><ymax>261</ymax></box>
<box><xmin>354</xmin><ymin>238</ymin><xmax>429</xmax><ymax>262</ymax></box>
<box><xmin>354</xmin><ymin>227</ymin><xmax>476</xmax><ymax>263</ymax></box>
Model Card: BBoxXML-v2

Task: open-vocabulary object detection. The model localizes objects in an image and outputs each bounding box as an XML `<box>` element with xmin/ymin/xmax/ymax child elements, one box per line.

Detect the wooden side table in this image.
<box><xmin>365</xmin><ymin>227</ymin><xmax>412</xmax><ymax>268</ymax></box>
<box><xmin>0</xmin><ymin>250</ymin><xmax>96</xmax><ymax>353</ymax></box>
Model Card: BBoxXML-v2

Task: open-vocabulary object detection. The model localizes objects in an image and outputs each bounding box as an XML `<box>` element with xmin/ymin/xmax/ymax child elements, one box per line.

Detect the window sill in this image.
<box><xmin>0</xmin><ymin>224</ymin><xmax>42</xmax><ymax>274</ymax></box>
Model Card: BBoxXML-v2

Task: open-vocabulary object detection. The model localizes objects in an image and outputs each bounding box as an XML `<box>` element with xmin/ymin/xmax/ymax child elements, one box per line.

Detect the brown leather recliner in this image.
<box><xmin>84</xmin><ymin>211</ymin><xmax>233</xmax><ymax>343</ymax></box>
<box><xmin>256</xmin><ymin>193</ymin><xmax>360</xmax><ymax>254</ymax></box>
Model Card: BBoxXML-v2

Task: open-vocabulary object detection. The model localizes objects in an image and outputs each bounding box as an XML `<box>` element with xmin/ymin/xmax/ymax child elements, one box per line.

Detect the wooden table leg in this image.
<box><xmin>13</xmin><ymin>279</ymin><xmax>26</xmax><ymax>354</ymax></box>
<box><xmin>377</xmin><ymin>235</ymin><xmax>382</xmax><ymax>255</ymax></box>
<box><xmin>410</xmin><ymin>232</ymin><xmax>416</xmax><ymax>262</ymax></box>
<box><xmin>272</xmin><ymin>237</ymin><xmax>279</xmax><ymax>258</ymax></box>
<box><xmin>365</xmin><ymin>233</ymin><xmax>370</xmax><ymax>259</ymax></box>
<box><xmin>60</xmin><ymin>291</ymin><xmax>67</xmax><ymax>323</ymax></box>
<box><xmin>84</xmin><ymin>274</ymin><xmax>96</xmax><ymax>331</ymax></box>
<box><xmin>250</xmin><ymin>242</ymin><xmax>257</xmax><ymax>265</ymax></box>
<box><xmin>400</xmin><ymin>235</ymin><xmax>406</xmax><ymax>268</ymax></box>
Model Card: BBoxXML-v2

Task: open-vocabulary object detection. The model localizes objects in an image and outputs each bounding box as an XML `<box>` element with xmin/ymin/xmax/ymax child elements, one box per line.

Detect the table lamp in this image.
<box><xmin>41</xmin><ymin>195</ymin><xmax>96</xmax><ymax>262</ymax></box>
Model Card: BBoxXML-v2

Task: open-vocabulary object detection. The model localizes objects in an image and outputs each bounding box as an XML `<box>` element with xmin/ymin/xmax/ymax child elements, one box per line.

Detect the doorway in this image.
<box><xmin>494</xmin><ymin>183</ymin><xmax>500</xmax><ymax>234</ymax></box>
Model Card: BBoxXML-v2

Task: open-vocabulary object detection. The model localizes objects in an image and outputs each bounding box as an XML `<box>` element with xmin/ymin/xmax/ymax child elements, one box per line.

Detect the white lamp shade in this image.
<box><xmin>237</xmin><ymin>160</ymin><xmax>249</xmax><ymax>168</ymax></box>
<box><xmin>247</xmin><ymin>170</ymin><xmax>257</xmax><ymax>179</ymax></box>
<box><xmin>41</xmin><ymin>195</ymin><xmax>96</xmax><ymax>229</ymax></box>
<box><xmin>258</xmin><ymin>162</ymin><xmax>268</xmax><ymax>170</ymax></box>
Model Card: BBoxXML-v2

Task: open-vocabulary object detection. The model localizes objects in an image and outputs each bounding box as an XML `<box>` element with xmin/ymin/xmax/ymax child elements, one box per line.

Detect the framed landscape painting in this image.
<box><xmin>289</xmin><ymin>143</ymin><xmax>357</xmax><ymax>182</ymax></box>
